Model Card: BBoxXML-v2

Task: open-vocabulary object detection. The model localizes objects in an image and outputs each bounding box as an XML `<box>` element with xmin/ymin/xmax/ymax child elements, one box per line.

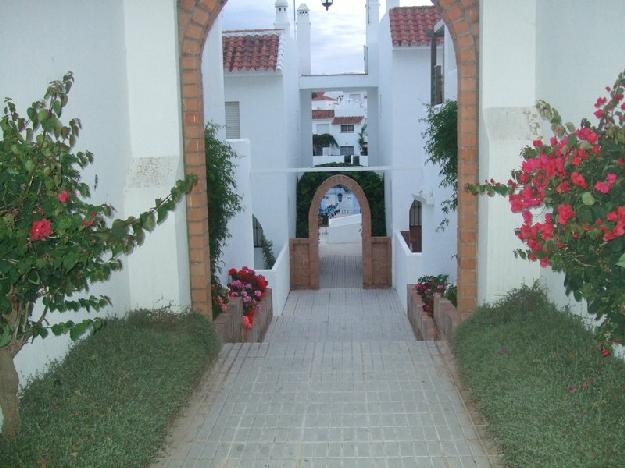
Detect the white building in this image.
<box><xmin>3</xmin><ymin>0</ymin><xmax>625</xmax><ymax>420</ymax></box>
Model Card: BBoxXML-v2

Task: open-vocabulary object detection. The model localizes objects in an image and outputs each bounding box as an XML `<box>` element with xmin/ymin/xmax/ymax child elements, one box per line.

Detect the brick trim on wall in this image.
<box><xmin>177</xmin><ymin>0</ymin><xmax>479</xmax><ymax>318</ymax></box>
<box><xmin>432</xmin><ymin>0</ymin><xmax>479</xmax><ymax>318</ymax></box>
<box><xmin>178</xmin><ymin>0</ymin><xmax>226</xmax><ymax>318</ymax></box>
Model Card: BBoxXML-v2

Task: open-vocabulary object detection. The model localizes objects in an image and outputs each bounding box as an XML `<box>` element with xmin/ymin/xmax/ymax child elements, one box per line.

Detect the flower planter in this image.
<box><xmin>407</xmin><ymin>285</ymin><xmax>437</xmax><ymax>340</ymax></box>
<box><xmin>214</xmin><ymin>289</ymin><xmax>273</xmax><ymax>343</ymax></box>
<box><xmin>407</xmin><ymin>285</ymin><xmax>460</xmax><ymax>342</ymax></box>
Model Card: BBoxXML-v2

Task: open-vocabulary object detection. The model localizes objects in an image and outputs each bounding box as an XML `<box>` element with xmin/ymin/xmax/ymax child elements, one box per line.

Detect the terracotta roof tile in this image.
<box><xmin>222</xmin><ymin>30</ymin><xmax>281</xmax><ymax>72</ymax></box>
<box><xmin>312</xmin><ymin>110</ymin><xmax>335</xmax><ymax>120</ymax></box>
<box><xmin>389</xmin><ymin>6</ymin><xmax>442</xmax><ymax>47</ymax></box>
<box><xmin>332</xmin><ymin>116</ymin><xmax>364</xmax><ymax>125</ymax></box>
<box><xmin>312</xmin><ymin>92</ymin><xmax>336</xmax><ymax>101</ymax></box>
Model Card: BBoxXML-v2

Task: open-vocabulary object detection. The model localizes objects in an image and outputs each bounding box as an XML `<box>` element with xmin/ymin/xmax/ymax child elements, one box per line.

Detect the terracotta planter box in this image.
<box><xmin>407</xmin><ymin>285</ymin><xmax>461</xmax><ymax>343</ymax></box>
<box><xmin>407</xmin><ymin>285</ymin><xmax>438</xmax><ymax>340</ymax></box>
<box><xmin>214</xmin><ymin>289</ymin><xmax>273</xmax><ymax>344</ymax></box>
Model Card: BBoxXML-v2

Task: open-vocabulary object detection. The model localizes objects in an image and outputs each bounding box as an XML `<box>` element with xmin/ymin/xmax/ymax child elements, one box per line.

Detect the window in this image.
<box><xmin>408</xmin><ymin>200</ymin><xmax>423</xmax><ymax>253</ymax></box>
<box><xmin>340</xmin><ymin>124</ymin><xmax>354</xmax><ymax>133</ymax></box>
<box><xmin>349</xmin><ymin>93</ymin><xmax>360</xmax><ymax>102</ymax></box>
<box><xmin>429</xmin><ymin>27</ymin><xmax>445</xmax><ymax>105</ymax></box>
<box><xmin>253</xmin><ymin>216</ymin><xmax>263</xmax><ymax>248</ymax></box>
<box><xmin>225</xmin><ymin>101</ymin><xmax>240</xmax><ymax>139</ymax></box>
<box><xmin>340</xmin><ymin>146</ymin><xmax>354</xmax><ymax>156</ymax></box>
<box><xmin>316</xmin><ymin>123</ymin><xmax>329</xmax><ymax>134</ymax></box>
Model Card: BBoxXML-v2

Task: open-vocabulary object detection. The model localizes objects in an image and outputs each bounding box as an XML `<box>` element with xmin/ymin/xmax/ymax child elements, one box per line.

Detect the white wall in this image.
<box><xmin>203</xmin><ymin>15</ymin><xmax>226</xmax><ymax>133</ymax></box>
<box><xmin>217</xmin><ymin>139</ymin><xmax>255</xmax><ymax>285</ymax></box>
<box><xmin>0</xmin><ymin>0</ymin><xmax>189</xmax><ymax>388</ymax></box>
<box><xmin>534</xmin><ymin>0</ymin><xmax>625</xmax><ymax>326</ymax></box>
<box><xmin>256</xmin><ymin>244</ymin><xmax>290</xmax><ymax>316</ymax></box>
<box><xmin>478</xmin><ymin>0</ymin><xmax>541</xmax><ymax>304</ymax></box>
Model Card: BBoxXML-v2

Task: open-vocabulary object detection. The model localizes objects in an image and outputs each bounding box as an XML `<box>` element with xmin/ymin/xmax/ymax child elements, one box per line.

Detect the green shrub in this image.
<box><xmin>296</xmin><ymin>164</ymin><xmax>386</xmax><ymax>237</ymax></box>
<box><xmin>0</xmin><ymin>310</ymin><xmax>220</xmax><ymax>467</ymax></box>
<box><xmin>454</xmin><ymin>285</ymin><xmax>625</xmax><ymax>468</ymax></box>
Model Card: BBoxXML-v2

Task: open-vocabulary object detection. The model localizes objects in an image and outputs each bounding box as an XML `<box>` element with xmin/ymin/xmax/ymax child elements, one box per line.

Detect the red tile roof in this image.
<box><xmin>222</xmin><ymin>30</ymin><xmax>281</xmax><ymax>72</ymax></box>
<box><xmin>312</xmin><ymin>110</ymin><xmax>335</xmax><ymax>120</ymax></box>
<box><xmin>312</xmin><ymin>92</ymin><xmax>336</xmax><ymax>101</ymax></box>
<box><xmin>389</xmin><ymin>6</ymin><xmax>442</xmax><ymax>47</ymax></box>
<box><xmin>332</xmin><ymin>116</ymin><xmax>364</xmax><ymax>125</ymax></box>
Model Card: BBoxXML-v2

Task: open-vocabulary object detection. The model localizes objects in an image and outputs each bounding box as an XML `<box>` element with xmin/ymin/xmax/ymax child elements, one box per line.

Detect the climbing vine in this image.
<box><xmin>296</xmin><ymin>164</ymin><xmax>386</xmax><ymax>238</ymax></box>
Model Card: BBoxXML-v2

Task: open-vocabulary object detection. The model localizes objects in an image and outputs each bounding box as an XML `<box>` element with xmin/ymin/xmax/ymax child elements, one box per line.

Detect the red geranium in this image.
<box><xmin>57</xmin><ymin>191</ymin><xmax>70</xmax><ymax>203</ymax></box>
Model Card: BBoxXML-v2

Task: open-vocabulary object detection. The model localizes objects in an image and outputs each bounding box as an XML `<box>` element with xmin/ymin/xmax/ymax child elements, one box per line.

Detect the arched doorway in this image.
<box><xmin>290</xmin><ymin>174</ymin><xmax>391</xmax><ymax>289</ymax></box>
<box><xmin>177</xmin><ymin>0</ymin><xmax>478</xmax><ymax>317</ymax></box>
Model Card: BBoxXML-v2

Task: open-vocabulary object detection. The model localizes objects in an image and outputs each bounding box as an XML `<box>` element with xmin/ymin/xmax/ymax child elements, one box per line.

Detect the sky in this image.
<box><xmin>221</xmin><ymin>0</ymin><xmax>433</xmax><ymax>75</ymax></box>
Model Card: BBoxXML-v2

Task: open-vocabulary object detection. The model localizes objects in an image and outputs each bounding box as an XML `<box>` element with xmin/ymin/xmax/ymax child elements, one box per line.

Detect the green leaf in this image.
<box><xmin>616</xmin><ymin>253</ymin><xmax>625</xmax><ymax>268</ymax></box>
<box><xmin>581</xmin><ymin>192</ymin><xmax>595</xmax><ymax>206</ymax></box>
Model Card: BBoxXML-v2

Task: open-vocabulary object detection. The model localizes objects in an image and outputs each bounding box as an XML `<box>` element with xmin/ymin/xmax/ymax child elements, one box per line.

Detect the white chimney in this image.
<box><xmin>274</xmin><ymin>0</ymin><xmax>290</xmax><ymax>30</ymax></box>
<box><xmin>297</xmin><ymin>4</ymin><xmax>311</xmax><ymax>75</ymax></box>
<box><xmin>386</xmin><ymin>0</ymin><xmax>400</xmax><ymax>14</ymax></box>
<box><xmin>366</xmin><ymin>0</ymin><xmax>380</xmax><ymax>45</ymax></box>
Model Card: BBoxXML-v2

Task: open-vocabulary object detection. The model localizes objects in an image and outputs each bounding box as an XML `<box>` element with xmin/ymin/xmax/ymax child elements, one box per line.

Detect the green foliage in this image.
<box><xmin>468</xmin><ymin>71</ymin><xmax>625</xmax><ymax>343</ymax></box>
<box><xmin>312</xmin><ymin>133</ymin><xmax>338</xmax><ymax>155</ymax></box>
<box><xmin>296</xmin><ymin>164</ymin><xmax>386</xmax><ymax>238</ymax></box>
<box><xmin>454</xmin><ymin>285</ymin><xmax>625</xmax><ymax>467</ymax></box>
<box><xmin>444</xmin><ymin>283</ymin><xmax>457</xmax><ymax>307</ymax></box>
<box><xmin>0</xmin><ymin>73</ymin><xmax>196</xmax><ymax>356</ymax></box>
<box><xmin>253</xmin><ymin>216</ymin><xmax>276</xmax><ymax>269</ymax></box>
<box><xmin>422</xmin><ymin>100</ymin><xmax>458</xmax><ymax>227</ymax></box>
<box><xmin>204</xmin><ymin>123</ymin><xmax>242</xmax><ymax>278</ymax></box>
<box><xmin>0</xmin><ymin>309</ymin><xmax>221</xmax><ymax>466</ymax></box>
<box><xmin>358</xmin><ymin>124</ymin><xmax>368</xmax><ymax>156</ymax></box>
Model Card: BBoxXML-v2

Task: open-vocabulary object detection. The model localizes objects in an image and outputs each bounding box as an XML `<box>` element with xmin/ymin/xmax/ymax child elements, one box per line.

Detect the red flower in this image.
<box><xmin>241</xmin><ymin>315</ymin><xmax>252</xmax><ymax>330</ymax></box>
<box><xmin>30</xmin><ymin>219</ymin><xmax>53</xmax><ymax>241</ymax></box>
<box><xmin>594</xmin><ymin>109</ymin><xmax>603</xmax><ymax>118</ymax></box>
<box><xmin>601</xmin><ymin>348</ymin><xmax>610</xmax><ymax>357</ymax></box>
<box><xmin>57</xmin><ymin>191</ymin><xmax>70</xmax><ymax>203</ymax></box>
<box><xmin>532</xmin><ymin>139</ymin><xmax>544</xmax><ymax>147</ymax></box>
<box><xmin>570</xmin><ymin>172</ymin><xmax>587</xmax><ymax>188</ymax></box>
<box><xmin>557</xmin><ymin>204</ymin><xmax>575</xmax><ymax>225</ymax></box>
<box><xmin>228</xmin><ymin>268</ymin><xmax>237</xmax><ymax>277</ymax></box>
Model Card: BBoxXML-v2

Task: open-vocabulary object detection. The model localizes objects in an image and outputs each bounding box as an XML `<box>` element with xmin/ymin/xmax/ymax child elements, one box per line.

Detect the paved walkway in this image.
<box><xmin>155</xmin><ymin>268</ymin><xmax>494</xmax><ymax>467</ymax></box>
<box><xmin>318</xmin><ymin>242</ymin><xmax>362</xmax><ymax>289</ymax></box>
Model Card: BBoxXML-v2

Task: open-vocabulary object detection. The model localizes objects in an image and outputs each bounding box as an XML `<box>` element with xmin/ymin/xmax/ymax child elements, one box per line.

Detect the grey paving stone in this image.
<box><xmin>155</xmin><ymin>260</ymin><xmax>493</xmax><ymax>467</ymax></box>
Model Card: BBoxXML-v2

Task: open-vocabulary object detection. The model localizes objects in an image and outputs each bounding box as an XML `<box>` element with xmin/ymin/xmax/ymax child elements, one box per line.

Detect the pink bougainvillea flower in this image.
<box><xmin>557</xmin><ymin>204</ymin><xmax>575</xmax><ymax>225</ymax></box>
<box><xmin>594</xmin><ymin>109</ymin><xmax>603</xmax><ymax>118</ymax></box>
<box><xmin>570</xmin><ymin>172</ymin><xmax>587</xmax><ymax>188</ymax></box>
<box><xmin>30</xmin><ymin>219</ymin><xmax>53</xmax><ymax>241</ymax></box>
<box><xmin>57</xmin><ymin>191</ymin><xmax>70</xmax><ymax>203</ymax></box>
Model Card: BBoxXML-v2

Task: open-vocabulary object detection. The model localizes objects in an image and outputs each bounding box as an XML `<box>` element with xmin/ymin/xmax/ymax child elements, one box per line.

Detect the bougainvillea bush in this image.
<box><xmin>227</xmin><ymin>267</ymin><xmax>268</xmax><ymax>330</ymax></box>
<box><xmin>0</xmin><ymin>73</ymin><xmax>195</xmax><ymax>436</ymax></box>
<box><xmin>415</xmin><ymin>274</ymin><xmax>448</xmax><ymax>316</ymax></box>
<box><xmin>211</xmin><ymin>283</ymin><xmax>230</xmax><ymax>319</ymax></box>
<box><xmin>468</xmin><ymin>70</ymin><xmax>625</xmax><ymax>348</ymax></box>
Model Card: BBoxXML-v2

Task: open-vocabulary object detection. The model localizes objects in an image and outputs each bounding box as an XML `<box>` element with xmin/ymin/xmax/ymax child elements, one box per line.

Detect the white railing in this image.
<box><xmin>256</xmin><ymin>244</ymin><xmax>289</xmax><ymax>316</ymax></box>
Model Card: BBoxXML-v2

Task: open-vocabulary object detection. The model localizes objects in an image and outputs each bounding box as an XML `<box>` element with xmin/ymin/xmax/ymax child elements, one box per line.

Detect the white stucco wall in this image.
<box><xmin>534</xmin><ymin>0</ymin><xmax>625</xmax><ymax>321</ymax></box>
<box><xmin>478</xmin><ymin>0</ymin><xmax>541</xmax><ymax>304</ymax></box>
<box><xmin>203</xmin><ymin>15</ymin><xmax>226</xmax><ymax>133</ymax></box>
<box><xmin>217</xmin><ymin>139</ymin><xmax>255</xmax><ymax>284</ymax></box>
<box><xmin>0</xmin><ymin>0</ymin><xmax>189</xmax><ymax>389</ymax></box>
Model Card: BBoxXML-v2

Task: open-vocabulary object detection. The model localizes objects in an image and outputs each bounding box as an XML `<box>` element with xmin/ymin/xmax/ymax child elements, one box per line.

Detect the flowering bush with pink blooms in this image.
<box><xmin>227</xmin><ymin>267</ymin><xmax>268</xmax><ymax>330</ymax></box>
<box><xmin>469</xmin><ymin>70</ymin><xmax>625</xmax><ymax>346</ymax></box>
<box><xmin>0</xmin><ymin>73</ymin><xmax>196</xmax><ymax>435</ymax></box>
<box><xmin>415</xmin><ymin>274</ymin><xmax>448</xmax><ymax>316</ymax></box>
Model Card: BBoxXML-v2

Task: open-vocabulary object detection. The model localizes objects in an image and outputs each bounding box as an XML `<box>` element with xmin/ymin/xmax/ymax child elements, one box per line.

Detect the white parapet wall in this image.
<box><xmin>256</xmin><ymin>244</ymin><xmax>290</xmax><ymax>316</ymax></box>
<box><xmin>327</xmin><ymin>214</ymin><xmax>362</xmax><ymax>244</ymax></box>
<box><xmin>393</xmin><ymin>230</ymin><xmax>424</xmax><ymax>311</ymax></box>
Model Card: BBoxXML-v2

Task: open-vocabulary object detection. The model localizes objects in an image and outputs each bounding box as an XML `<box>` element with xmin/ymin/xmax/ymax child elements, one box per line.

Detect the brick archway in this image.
<box><xmin>307</xmin><ymin>175</ymin><xmax>373</xmax><ymax>289</ymax></box>
<box><xmin>431</xmin><ymin>0</ymin><xmax>479</xmax><ymax>318</ymax></box>
<box><xmin>177</xmin><ymin>0</ymin><xmax>479</xmax><ymax>318</ymax></box>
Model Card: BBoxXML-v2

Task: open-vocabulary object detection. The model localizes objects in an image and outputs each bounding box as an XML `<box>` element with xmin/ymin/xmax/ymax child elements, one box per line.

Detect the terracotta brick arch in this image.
<box><xmin>431</xmin><ymin>0</ymin><xmax>479</xmax><ymax>318</ymax></box>
<box><xmin>177</xmin><ymin>0</ymin><xmax>228</xmax><ymax>318</ymax></box>
<box><xmin>308</xmin><ymin>175</ymin><xmax>372</xmax><ymax>289</ymax></box>
<box><xmin>176</xmin><ymin>0</ymin><xmax>479</xmax><ymax>318</ymax></box>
